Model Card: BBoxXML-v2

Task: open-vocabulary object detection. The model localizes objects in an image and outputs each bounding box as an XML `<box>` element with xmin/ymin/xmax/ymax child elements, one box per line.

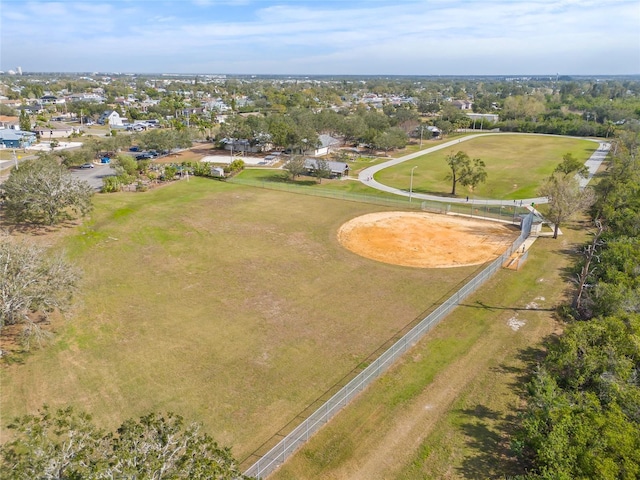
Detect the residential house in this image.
<box><xmin>451</xmin><ymin>99</ymin><xmax>473</xmax><ymax>110</ymax></box>
<box><xmin>220</xmin><ymin>136</ymin><xmax>273</xmax><ymax>154</ymax></box>
<box><xmin>312</xmin><ymin>134</ymin><xmax>341</xmax><ymax>156</ymax></box>
<box><xmin>0</xmin><ymin>129</ymin><xmax>36</xmax><ymax>148</ymax></box>
<box><xmin>19</xmin><ymin>104</ymin><xmax>46</xmax><ymax>115</ymax></box>
<box><xmin>68</xmin><ymin>93</ymin><xmax>104</xmax><ymax>103</ymax></box>
<box><xmin>0</xmin><ymin>115</ymin><xmax>19</xmax><ymax>129</ymax></box>
<box><xmin>33</xmin><ymin>121</ymin><xmax>80</xmax><ymax>139</ymax></box>
<box><xmin>98</xmin><ymin>110</ymin><xmax>126</xmax><ymax>126</ymax></box>
<box><xmin>40</xmin><ymin>95</ymin><xmax>65</xmax><ymax>105</ymax></box>
<box><xmin>0</xmin><ymin>98</ymin><xmax>22</xmax><ymax>109</ymax></box>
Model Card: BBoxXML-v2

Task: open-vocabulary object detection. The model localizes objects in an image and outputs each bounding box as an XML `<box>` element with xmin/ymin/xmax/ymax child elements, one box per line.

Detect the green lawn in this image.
<box><xmin>376</xmin><ymin>134</ymin><xmax>597</xmax><ymax>200</ymax></box>
<box><xmin>237</xmin><ymin>167</ymin><xmax>405</xmax><ymax>200</ymax></box>
<box><xmin>1</xmin><ymin>178</ymin><xmax>486</xmax><ymax>462</ymax></box>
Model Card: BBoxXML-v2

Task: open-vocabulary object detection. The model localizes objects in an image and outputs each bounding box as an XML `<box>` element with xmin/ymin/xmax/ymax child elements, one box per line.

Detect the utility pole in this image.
<box><xmin>409</xmin><ymin>166</ymin><xmax>418</xmax><ymax>202</ymax></box>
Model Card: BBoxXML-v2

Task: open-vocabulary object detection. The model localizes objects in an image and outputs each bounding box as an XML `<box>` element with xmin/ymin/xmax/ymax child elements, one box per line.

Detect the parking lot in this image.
<box><xmin>70</xmin><ymin>162</ymin><xmax>115</xmax><ymax>190</ymax></box>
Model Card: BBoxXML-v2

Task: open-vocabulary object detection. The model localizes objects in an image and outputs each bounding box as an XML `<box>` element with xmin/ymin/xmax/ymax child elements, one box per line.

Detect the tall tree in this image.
<box><xmin>0</xmin><ymin>154</ymin><xmax>93</xmax><ymax>225</ymax></box>
<box><xmin>555</xmin><ymin>152</ymin><xmax>589</xmax><ymax>178</ymax></box>
<box><xmin>444</xmin><ymin>151</ymin><xmax>488</xmax><ymax>196</ymax></box>
<box><xmin>18</xmin><ymin>109</ymin><xmax>31</xmax><ymax>132</ymax></box>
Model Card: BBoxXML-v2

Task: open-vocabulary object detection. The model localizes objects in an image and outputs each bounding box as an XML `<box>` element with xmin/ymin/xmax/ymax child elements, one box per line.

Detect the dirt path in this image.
<box><xmin>333</xmin><ymin>324</ymin><xmax>504</xmax><ymax>479</ymax></box>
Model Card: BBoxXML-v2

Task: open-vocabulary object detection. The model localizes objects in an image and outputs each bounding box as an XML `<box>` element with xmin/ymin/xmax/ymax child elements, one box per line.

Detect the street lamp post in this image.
<box><xmin>409</xmin><ymin>166</ymin><xmax>418</xmax><ymax>203</ymax></box>
<box><xmin>419</xmin><ymin>125</ymin><xmax>424</xmax><ymax>148</ymax></box>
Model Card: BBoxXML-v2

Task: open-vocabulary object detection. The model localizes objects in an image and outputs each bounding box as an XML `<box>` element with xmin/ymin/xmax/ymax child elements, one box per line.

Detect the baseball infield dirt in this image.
<box><xmin>337</xmin><ymin>211</ymin><xmax>519</xmax><ymax>268</ymax></box>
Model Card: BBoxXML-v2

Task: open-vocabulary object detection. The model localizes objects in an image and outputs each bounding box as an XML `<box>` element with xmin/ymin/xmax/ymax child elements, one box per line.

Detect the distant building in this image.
<box><xmin>0</xmin><ymin>129</ymin><xmax>36</xmax><ymax>148</ymax></box>
<box><xmin>466</xmin><ymin>113</ymin><xmax>499</xmax><ymax>124</ymax></box>
<box><xmin>451</xmin><ymin>99</ymin><xmax>473</xmax><ymax>110</ymax></box>
<box><xmin>33</xmin><ymin>121</ymin><xmax>80</xmax><ymax>139</ymax></box>
<box><xmin>304</xmin><ymin>158</ymin><xmax>349</xmax><ymax>178</ymax></box>
<box><xmin>312</xmin><ymin>134</ymin><xmax>341</xmax><ymax>156</ymax></box>
<box><xmin>98</xmin><ymin>110</ymin><xmax>126</xmax><ymax>126</ymax></box>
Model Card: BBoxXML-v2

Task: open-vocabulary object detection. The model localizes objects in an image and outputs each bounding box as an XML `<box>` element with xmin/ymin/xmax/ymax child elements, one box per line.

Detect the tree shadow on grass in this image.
<box><xmin>454</xmin><ymin>405</ymin><xmax>517</xmax><ymax>479</ymax></box>
<box><xmin>454</xmin><ymin>341</ymin><xmax>556</xmax><ymax>478</ymax></box>
<box><xmin>259</xmin><ymin>173</ymin><xmax>318</xmax><ymax>186</ymax></box>
<box><xmin>412</xmin><ymin>187</ymin><xmax>458</xmax><ymax>198</ymax></box>
<box><xmin>0</xmin><ymin>215</ymin><xmax>79</xmax><ymax>236</ymax></box>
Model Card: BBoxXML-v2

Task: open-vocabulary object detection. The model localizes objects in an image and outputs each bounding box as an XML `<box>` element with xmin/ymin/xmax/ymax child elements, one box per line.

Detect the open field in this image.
<box><xmin>272</xmin><ymin>221</ymin><xmax>587</xmax><ymax>479</ymax></box>
<box><xmin>1</xmin><ymin>178</ymin><xmax>505</xmax><ymax>463</ymax></box>
<box><xmin>376</xmin><ymin>135</ymin><xmax>598</xmax><ymax>200</ymax></box>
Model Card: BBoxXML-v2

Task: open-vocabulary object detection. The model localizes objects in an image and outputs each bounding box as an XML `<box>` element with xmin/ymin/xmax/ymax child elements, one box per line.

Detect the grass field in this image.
<box><xmin>0</xmin><ymin>178</ymin><xmax>491</xmax><ymax>462</ymax></box>
<box><xmin>376</xmin><ymin>134</ymin><xmax>598</xmax><ymax>200</ymax></box>
<box><xmin>237</xmin><ymin>167</ymin><xmax>404</xmax><ymax>199</ymax></box>
<box><xmin>272</xmin><ymin>221</ymin><xmax>587</xmax><ymax>479</ymax></box>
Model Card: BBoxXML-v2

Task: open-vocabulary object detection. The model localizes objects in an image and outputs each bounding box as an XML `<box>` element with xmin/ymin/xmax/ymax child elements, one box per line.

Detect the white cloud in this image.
<box><xmin>1</xmin><ymin>0</ymin><xmax>637</xmax><ymax>74</ymax></box>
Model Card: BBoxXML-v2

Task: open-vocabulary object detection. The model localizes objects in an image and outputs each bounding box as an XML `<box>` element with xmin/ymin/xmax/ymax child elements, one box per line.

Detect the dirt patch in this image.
<box><xmin>337</xmin><ymin>211</ymin><xmax>519</xmax><ymax>268</ymax></box>
<box><xmin>153</xmin><ymin>145</ymin><xmax>217</xmax><ymax>164</ymax></box>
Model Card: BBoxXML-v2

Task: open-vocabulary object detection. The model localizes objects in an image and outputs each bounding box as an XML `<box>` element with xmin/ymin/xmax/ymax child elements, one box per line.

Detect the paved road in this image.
<box><xmin>358</xmin><ymin>132</ymin><xmax>610</xmax><ymax>205</ymax></box>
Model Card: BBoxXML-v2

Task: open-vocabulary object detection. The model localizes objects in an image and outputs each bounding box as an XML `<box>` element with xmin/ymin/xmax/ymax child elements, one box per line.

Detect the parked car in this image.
<box><xmin>136</xmin><ymin>153</ymin><xmax>154</xmax><ymax>160</ymax></box>
<box><xmin>80</xmin><ymin>163</ymin><xmax>94</xmax><ymax>169</ymax></box>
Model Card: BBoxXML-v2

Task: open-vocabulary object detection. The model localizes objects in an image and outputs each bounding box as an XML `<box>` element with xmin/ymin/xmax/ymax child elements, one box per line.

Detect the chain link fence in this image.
<box><xmin>244</xmin><ymin>214</ymin><xmax>533</xmax><ymax>478</ymax></box>
<box><xmin>228</xmin><ymin>177</ymin><xmax>531</xmax><ymax>224</ymax></box>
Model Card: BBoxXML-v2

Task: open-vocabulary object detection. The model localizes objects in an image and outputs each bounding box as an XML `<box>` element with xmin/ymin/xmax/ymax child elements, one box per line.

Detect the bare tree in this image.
<box><xmin>0</xmin><ymin>239</ymin><xmax>80</xmax><ymax>348</ymax></box>
<box><xmin>573</xmin><ymin>220</ymin><xmax>605</xmax><ymax>316</ymax></box>
<box><xmin>539</xmin><ymin>174</ymin><xmax>596</xmax><ymax>239</ymax></box>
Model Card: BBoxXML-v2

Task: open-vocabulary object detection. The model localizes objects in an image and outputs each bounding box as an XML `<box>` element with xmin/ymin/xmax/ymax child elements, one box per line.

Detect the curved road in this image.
<box><xmin>358</xmin><ymin>132</ymin><xmax>610</xmax><ymax>205</ymax></box>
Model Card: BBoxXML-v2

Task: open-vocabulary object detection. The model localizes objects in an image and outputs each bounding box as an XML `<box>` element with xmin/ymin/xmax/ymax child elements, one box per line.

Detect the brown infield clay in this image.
<box><xmin>337</xmin><ymin>211</ymin><xmax>519</xmax><ymax>268</ymax></box>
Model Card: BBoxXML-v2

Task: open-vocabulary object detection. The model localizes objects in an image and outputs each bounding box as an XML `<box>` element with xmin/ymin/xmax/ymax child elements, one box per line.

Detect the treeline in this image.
<box><xmin>514</xmin><ymin>127</ymin><xmax>640</xmax><ymax>479</ymax></box>
<box><xmin>493</xmin><ymin>117</ymin><xmax>614</xmax><ymax>138</ymax></box>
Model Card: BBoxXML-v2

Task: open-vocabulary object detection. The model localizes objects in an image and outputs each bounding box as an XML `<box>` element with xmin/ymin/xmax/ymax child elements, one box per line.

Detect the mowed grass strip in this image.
<box><xmin>271</xmin><ymin>223</ymin><xmax>585</xmax><ymax>479</ymax></box>
<box><xmin>0</xmin><ymin>178</ymin><xmax>483</xmax><ymax>459</ymax></box>
<box><xmin>236</xmin><ymin>168</ymin><xmax>410</xmax><ymax>201</ymax></box>
<box><xmin>377</xmin><ymin>134</ymin><xmax>597</xmax><ymax>200</ymax></box>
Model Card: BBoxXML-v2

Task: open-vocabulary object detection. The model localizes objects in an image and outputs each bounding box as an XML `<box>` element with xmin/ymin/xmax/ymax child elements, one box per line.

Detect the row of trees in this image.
<box><xmin>217</xmin><ymin>105</ymin><xmax>412</xmax><ymax>153</ymax></box>
<box><xmin>513</xmin><ymin>127</ymin><xmax>640</xmax><ymax>479</ymax></box>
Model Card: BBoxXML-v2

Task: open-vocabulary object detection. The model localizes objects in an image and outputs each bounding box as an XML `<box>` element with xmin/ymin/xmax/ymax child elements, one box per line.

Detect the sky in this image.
<box><xmin>1</xmin><ymin>0</ymin><xmax>639</xmax><ymax>76</ymax></box>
